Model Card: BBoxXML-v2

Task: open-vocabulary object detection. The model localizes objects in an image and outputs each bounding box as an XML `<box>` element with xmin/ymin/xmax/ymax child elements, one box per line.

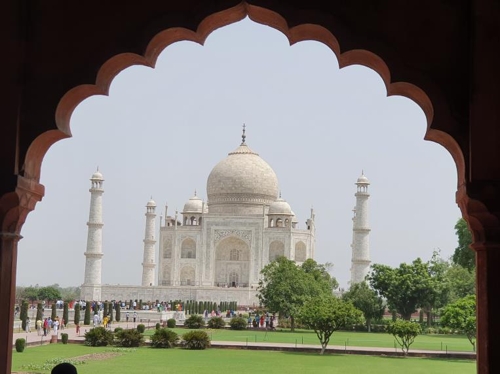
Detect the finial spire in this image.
<box><xmin>194</xmin><ymin>189</ymin><xmax>197</xmax><ymax>197</ymax></box>
<box><xmin>241</xmin><ymin>123</ymin><xmax>246</xmax><ymax>145</ymax></box>
<box><xmin>279</xmin><ymin>191</ymin><xmax>282</xmax><ymax>198</ymax></box>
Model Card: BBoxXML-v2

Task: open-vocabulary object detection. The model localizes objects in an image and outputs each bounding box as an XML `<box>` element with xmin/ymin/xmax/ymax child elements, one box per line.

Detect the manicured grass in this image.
<box><xmin>144</xmin><ymin>328</ymin><xmax>475</xmax><ymax>352</ymax></box>
<box><xmin>12</xmin><ymin>344</ymin><xmax>475</xmax><ymax>374</ymax></box>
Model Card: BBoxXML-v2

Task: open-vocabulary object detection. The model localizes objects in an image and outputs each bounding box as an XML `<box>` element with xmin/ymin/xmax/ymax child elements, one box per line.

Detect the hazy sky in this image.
<box><xmin>17</xmin><ymin>18</ymin><xmax>461</xmax><ymax>289</ymax></box>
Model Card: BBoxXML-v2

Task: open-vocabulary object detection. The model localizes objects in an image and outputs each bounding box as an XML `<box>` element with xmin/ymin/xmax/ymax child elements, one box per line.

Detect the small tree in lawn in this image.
<box><xmin>20</xmin><ymin>300</ymin><xmax>29</xmax><ymax>331</ymax></box>
<box><xmin>387</xmin><ymin>319</ymin><xmax>422</xmax><ymax>355</ymax></box>
<box><xmin>36</xmin><ymin>302</ymin><xmax>43</xmax><ymax>323</ymax></box>
<box><xmin>299</xmin><ymin>296</ymin><xmax>363</xmax><ymax>354</ymax></box>
<box><xmin>108</xmin><ymin>302</ymin><xmax>114</xmax><ymax>322</ymax></box>
<box><xmin>84</xmin><ymin>302</ymin><xmax>91</xmax><ymax>325</ymax></box>
<box><xmin>51</xmin><ymin>303</ymin><xmax>57</xmax><ymax>320</ymax></box>
<box><xmin>115</xmin><ymin>303</ymin><xmax>121</xmax><ymax>322</ymax></box>
<box><xmin>440</xmin><ymin>295</ymin><xmax>476</xmax><ymax>351</ymax></box>
<box><xmin>74</xmin><ymin>303</ymin><xmax>81</xmax><ymax>326</ymax></box>
<box><xmin>63</xmin><ymin>302</ymin><xmax>69</xmax><ymax>327</ymax></box>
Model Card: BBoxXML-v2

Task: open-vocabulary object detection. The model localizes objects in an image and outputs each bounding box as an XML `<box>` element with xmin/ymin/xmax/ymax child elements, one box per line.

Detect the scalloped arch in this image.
<box><xmin>24</xmin><ymin>1</ymin><xmax>465</xmax><ymax>192</ymax></box>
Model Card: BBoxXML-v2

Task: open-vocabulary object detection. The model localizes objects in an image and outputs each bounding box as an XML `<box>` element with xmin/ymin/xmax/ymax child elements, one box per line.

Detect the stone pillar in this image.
<box><xmin>0</xmin><ymin>231</ymin><xmax>19</xmax><ymax>373</ymax></box>
<box><xmin>473</xmin><ymin>242</ymin><xmax>500</xmax><ymax>374</ymax></box>
<box><xmin>141</xmin><ymin>199</ymin><xmax>156</xmax><ymax>286</ymax></box>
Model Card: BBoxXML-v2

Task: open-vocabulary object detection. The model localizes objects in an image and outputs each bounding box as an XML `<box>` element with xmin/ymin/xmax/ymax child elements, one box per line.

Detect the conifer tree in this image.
<box><xmin>74</xmin><ymin>303</ymin><xmax>81</xmax><ymax>325</ymax></box>
<box><xmin>84</xmin><ymin>302</ymin><xmax>91</xmax><ymax>325</ymax></box>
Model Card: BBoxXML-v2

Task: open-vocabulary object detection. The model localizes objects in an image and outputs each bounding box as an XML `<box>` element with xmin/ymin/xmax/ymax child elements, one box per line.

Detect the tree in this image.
<box><xmin>36</xmin><ymin>303</ymin><xmax>44</xmax><ymax>322</ymax></box>
<box><xmin>387</xmin><ymin>319</ymin><xmax>422</xmax><ymax>355</ymax></box>
<box><xmin>84</xmin><ymin>302</ymin><xmax>91</xmax><ymax>325</ymax></box>
<box><xmin>257</xmin><ymin>257</ymin><xmax>329</xmax><ymax>331</ymax></box>
<box><xmin>20</xmin><ymin>301</ymin><xmax>28</xmax><ymax>331</ymax></box>
<box><xmin>300</xmin><ymin>259</ymin><xmax>339</xmax><ymax>292</ymax></box>
<box><xmin>342</xmin><ymin>282</ymin><xmax>384</xmax><ymax>332</ymax></box>
<box><xmin>38</xmin><ymin>286</ymin><xmax>61</xmax><ymax>303</ymax></box>
<box><xmin>74</xmin><ymin>303</ymin><xmax>81</xmax><ymax>326</ymax></box>
<box><xmin>441</xmin><ymin>295</ymin><xmax>476</xmax><ymax>351</ymax></box>
<box><xmin>115</xmin><ymin>303</ymin><xmax>121</xmax><ymax>322</ymax></box>
<box><xmin>22</xmin><ymin>287</ymin><xmax>40</xmax><ymax>306</ymax></box>
<box><xmin>63</xmin><ymin>302</ymin><xmax>69</xmax><ymax>327</ymax></box>
<box><xmin>452</xmin><ymin>218</ymin><xmax>475</xmax><ymax>271</ymax></box>
<box><xmin>445</xmin><ymin>264</ymin><xmax>475</xmax><ymax>303</ymax></box>
<box><xmin>299</xmin><ymin>296</ymin><xmax>362</xmax><ymax>354</ymax></box>
<box><xmin>51</xmin><ymin>303</ymin><xmax>57</xmax><ymax>320</ymax></box>
<box><xmin>368</xmin><ymin>258</ymin><xmax>435</xmax><ymax>320</ymax></box>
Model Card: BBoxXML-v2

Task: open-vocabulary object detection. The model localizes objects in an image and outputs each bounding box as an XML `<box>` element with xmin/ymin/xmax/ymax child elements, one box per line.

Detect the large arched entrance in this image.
<box><xmin>215</xmin><ymin>236</ymin><xmax>250</xmax><ymax>287</ymax></box>
<box><xmin>2</xmin><ymin>2</ymin><xmax>500</xmax><ymax>373</ymax></box>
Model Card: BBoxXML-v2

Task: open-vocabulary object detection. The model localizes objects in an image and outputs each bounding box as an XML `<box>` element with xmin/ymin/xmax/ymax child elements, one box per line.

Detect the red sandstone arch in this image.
<box><xmin>24</xmin><ymin>1</ymin><xmax>464</xmax><ymax>188</ymax></box>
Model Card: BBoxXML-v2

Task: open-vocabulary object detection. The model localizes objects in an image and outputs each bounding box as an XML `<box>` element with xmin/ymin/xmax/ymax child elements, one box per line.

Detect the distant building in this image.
<box><xmin>81</xmin><ymin>127</ymin><xmax>318</xmax><ymax>305</ymax></box>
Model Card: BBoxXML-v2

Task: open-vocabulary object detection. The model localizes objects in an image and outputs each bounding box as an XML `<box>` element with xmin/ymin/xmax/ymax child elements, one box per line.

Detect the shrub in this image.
<box><xmin>207</xmin><ymin>317</ymin><xmax>226</xmax><ymax>329</ymax></box>
<box><xmin>167</xmin><ymin>318</ymin><xmax>176</xmax><ymax>328</ymax></box>
<box><xmin>184</xmin><ymin>315</ymin><xmax>204</xmax><ymax>329</ymax></box>
<box><xmin>63</xmin><ymin>302</ymin><xmax>69</xmax><ymax>328</ymax></box>
<box><xmin>61</xmin><ymin>333</ymin><xmax>69</xmax><ymax>344</ymax></box>
<box><xmin>15</xmin><ymin>338</ymin><xmax>25</xmax><ymax>353</ymax></box>
<box><xmin>150</xmin><ymin>328</ymin><xmax>179</xmax><ymax>348</ymax></box>
<box><xmin>115</xmin><ymin>328</ymin><xmax>144</xmax><ymax>347</ymax></box>
<box><xmin>137</xmin><ymin>324</ymin><xmax>146</xmax><ymax>333</ymax></box>
<box><xmin>114</xmin><ymin>327</ymin><xmax>123</xmax><ymax>333</ymax></box>
<box><xmin>181</xmin><ymin>330</ymin><xmax>210</xmax><ymax>350</ymax></box>
<box><xmin>74</xmin><ymin>303</ymin><xmax>81</xmax><ymax>325</ymax></box>
<box><xmin>51</xmin><ymin>303</ymin><xmax>57</xmax><ymax>320</ymax></box>
<box><xmin>84</xmin><ymin>327</ymin><xmax>114</xmax><ymax>347</ymax></box>
<box><xmin>20</xmin><ymin>301</ymin><xmax>28</xmax><ymax>331</ymax></box>
<box><xmin>229</xmin><ymin>316</ymin><xmax>247</xmax><ymax>330</ymax></box>
<box><xmin>115</xmin><ymin>303</ymin><xmax>121</xmax><ymax>322</ymax></box>
<box><xmin>84</xmin><ymin>302</ymin><xmax>91</xmax><ymax>325</ymax></box>
<box><xmin>155</xmin><ymin>322</ymin><xmax>161</xmax><ymax>330</ymax></box>
<box><xmin>387</xmin><ymin>320</ymin><xmax>422</xmax><ymax>355</ymax></box>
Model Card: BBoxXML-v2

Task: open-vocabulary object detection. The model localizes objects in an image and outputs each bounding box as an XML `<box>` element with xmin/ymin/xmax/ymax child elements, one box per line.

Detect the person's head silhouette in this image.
<box><xmin>51</xmin><ymin>363</ymin><xmax>77</xmax><ymax>374</ymax></box>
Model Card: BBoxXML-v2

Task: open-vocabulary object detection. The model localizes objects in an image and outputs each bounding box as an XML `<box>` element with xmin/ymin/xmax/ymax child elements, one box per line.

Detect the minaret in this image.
<box><xmin>141</xmin><ymin>198</ymin><xmax>157</xmax><ymax>286</ymax></box>
<box><xmin>350</xmin><ymin>172</ymin><xmax>371</xmax><ymax>285</ymax></box>
<box><xmin>81</xmin><ymin>169</ymin><xmax>105</xmax><ymax>301</ymax></box>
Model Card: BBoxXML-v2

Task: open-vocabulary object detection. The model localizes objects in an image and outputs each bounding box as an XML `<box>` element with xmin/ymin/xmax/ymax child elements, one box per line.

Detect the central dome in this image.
<box><xmin>207</xmin><ymin>140</ymin><xmax>279</xmax><ymax>215</ymax></box>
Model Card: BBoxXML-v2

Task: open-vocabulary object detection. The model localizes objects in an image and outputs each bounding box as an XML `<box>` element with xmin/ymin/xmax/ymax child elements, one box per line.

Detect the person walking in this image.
<box><xmin>36</xmin><ymin>319</ymin><xmax>42</xmax><ymax>336</ymax></box>
<box><xmin>26</xmin><ymin>317</ymin><xmax>31</xmax><ymax>333</ymax></box>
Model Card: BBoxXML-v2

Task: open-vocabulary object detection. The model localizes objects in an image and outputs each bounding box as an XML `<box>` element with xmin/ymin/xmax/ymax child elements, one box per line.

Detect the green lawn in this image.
<box><xmin>144</xmin><ymin>328</ymin><xmax>474</xmax><ymax>352</ymax></box>
<box><xmin>12</xmin><ymin>345</ymin><xmax>475</xmax><ymax>374</ymax></box>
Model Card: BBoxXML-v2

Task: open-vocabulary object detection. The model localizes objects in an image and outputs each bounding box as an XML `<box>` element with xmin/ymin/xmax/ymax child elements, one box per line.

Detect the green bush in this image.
<box><xmin>229</xmin><ymin>316</ymin><xmax>247</xmax><ymax>330</ymax></box>
<box><xmin>61</xmin><ymin>333</ymin><xmax>69</xmax><ymax>344</ymax></box>
<box><xmin>155</xmin><ymin>322</ymin><xmax>161</xmax><ymax>330</ymax></box>
<box><xmin>167</xmin><ymin>318</ymin><xmax>176</xmax><ymax>328</ymax></box>
<box><xmin>184</xmin><ymin>315</ymin><xmax>204</xmax><ymax>329</ymax></box>
<box><xmin>84</xmin><ymin>327</ymin><xmax>114</xmax><ymax>347</ymax></box>
<box><xmin>207</xmin><ymin>316</ymin><xmax>226</xmax><ymax>329</ymax></box>
<box><xmin>150</xmin><ymin>328</ymin><xmax>179</xmax><ymax>348</ymax></box>
<box><xmin>51</xmin><ymin>303</ymin><xmax>57</xmax><ymax>320</ymax></box>
<box><xmin>114</xmin><ymin>327</ymin><xmax>123</xmax><ymax>333</ymax></box>
<box><xmin>15</xmin><ymin>338</ymin><xmax>25</xmax><ymax>353</ymax></box>
<box><xmin>181</xmin><ymin>330</ymin><xmax>210</xmax><ymax>350</ymax></box>
<box><xmin>84</xmin><ymin>302</ymin><xmax>91</xmax><ymax>325</ymax></box>
<box><xmin>63</xmin><ymin>302</ymin><xmax>69</xmax><ymax>328</ymax></box>
<box><xmin>74</xmin><ymin>303</ymin><xmax>81</xmax><ymax>325</ymax></box>
<box><xmin>115</xmin><ymin>328</ymin><xmax>144</xmax><ymax>347</ymax></box>
<box><xmin>115</xmin><ymin>303</ymin><xmax>121</xmax><ymax>322</ymax></box>
<box><xmin>137</xmin><ymin>324</ymin><xmax>146</xmax><ymax>333</ymax></box>
<box><xmin>20</xmin><ymin>301</ymin><xmax>28</xmax><ymax>331</ymax></box>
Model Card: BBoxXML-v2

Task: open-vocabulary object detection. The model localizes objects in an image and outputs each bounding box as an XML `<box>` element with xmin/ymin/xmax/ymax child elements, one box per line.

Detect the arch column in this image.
<box><xmin>473</xmin><ymin>242</ymin><xmax>500</xmax><ymax>374</ymax></box>
<box><xmin>0</xmin><ymin>177</ymin><xmax>44</xmax><ymax>374</ymax></box>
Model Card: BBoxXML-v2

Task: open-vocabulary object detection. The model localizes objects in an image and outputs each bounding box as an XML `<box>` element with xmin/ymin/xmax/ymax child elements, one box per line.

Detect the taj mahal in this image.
<box><xmin>80</xmin><ymin>127</ymin><xmax>371</xmax><ymax>305</ymax></box>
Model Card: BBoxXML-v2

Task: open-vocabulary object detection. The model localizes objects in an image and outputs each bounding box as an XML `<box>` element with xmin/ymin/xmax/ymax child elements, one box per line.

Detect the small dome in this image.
<box><xmin>291</xmin><ymin>211</ymin><xmax>298</xmax><ymax>223</ymax></box>
<box><xmin>356</xmin><ymin>173</ymin><xmax>369</xmax><ymax>184</ymax></box>
<box><xmin>268</xmin><ymin>198</ymin><xmax>293</xmax><ymax>215</ymax></box>
<box><xmin>91</xmin><ymin>170</ymin><xmax>103</xmax><ymax>180</ymax></box>
<box><xmin>146</xmin><ymin>198</ymin><xmax>156</xmax><ymax>207</ymax></box>
<box><xmin>183</xmin><ymin>194</ymin><xmax>203</xmax><ymax>213</ymax></box>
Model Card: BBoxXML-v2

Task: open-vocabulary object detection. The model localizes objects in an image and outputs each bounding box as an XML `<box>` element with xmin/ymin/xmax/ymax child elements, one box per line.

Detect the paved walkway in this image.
<box><xmin>13</xmin><ymin>323</ymin><xmax>476</xmax><ymax>360</ymax></box>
